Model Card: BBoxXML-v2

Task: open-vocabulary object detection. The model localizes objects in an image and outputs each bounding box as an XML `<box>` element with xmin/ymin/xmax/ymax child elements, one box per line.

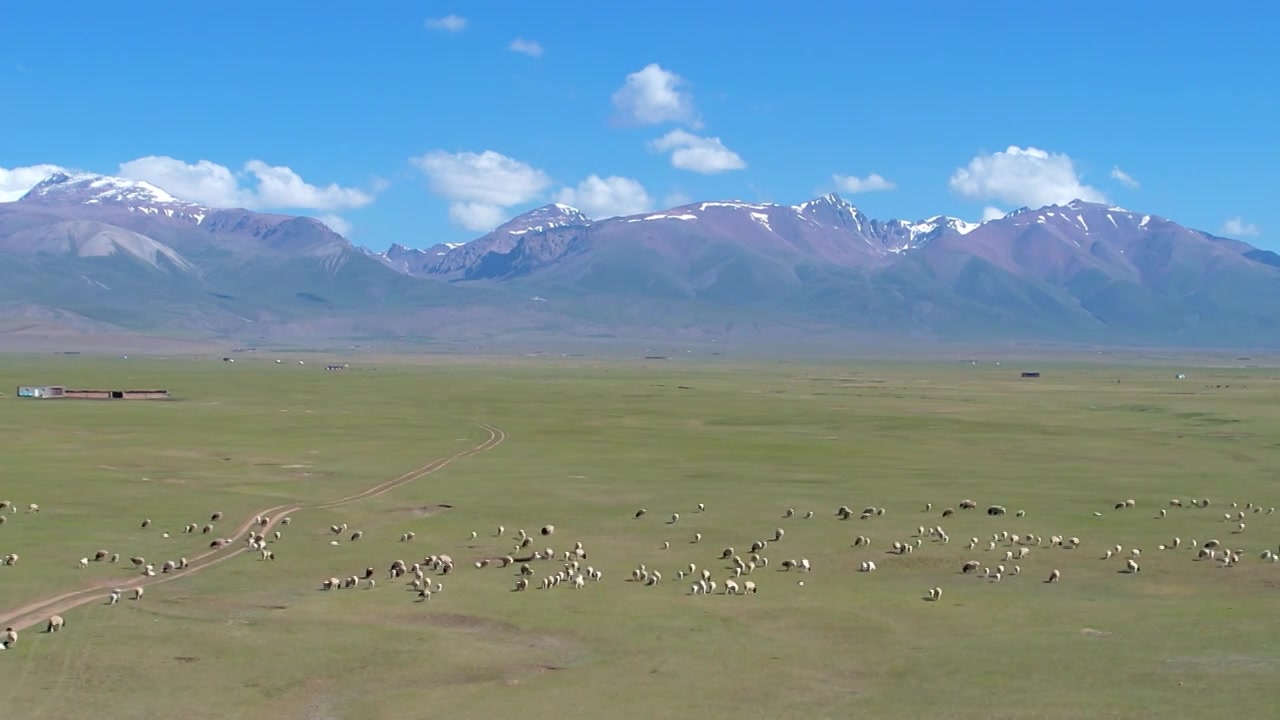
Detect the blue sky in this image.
<box><xmin>1</xmin><ymin>2</ymin><xmax>1273</xmax><ymax>250</ymax></box>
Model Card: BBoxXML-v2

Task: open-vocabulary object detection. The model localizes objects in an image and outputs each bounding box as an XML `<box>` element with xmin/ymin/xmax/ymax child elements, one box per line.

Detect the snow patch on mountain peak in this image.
<box><xmin>20</xmin><ymin>172</ymin><xmax>209</xmax><ymax>224</ymax></box>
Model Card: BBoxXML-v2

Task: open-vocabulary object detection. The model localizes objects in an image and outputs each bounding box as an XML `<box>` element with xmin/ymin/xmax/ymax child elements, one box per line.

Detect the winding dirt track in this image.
<box><xmin>0</xmin><ymin>423</ymin><xmax>506</xmax><ymax>634</ymax></box>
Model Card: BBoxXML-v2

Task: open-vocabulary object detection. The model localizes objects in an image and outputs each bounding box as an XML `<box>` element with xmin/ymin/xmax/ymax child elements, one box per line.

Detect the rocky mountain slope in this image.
<box><xmin>2</xmin><ymin>171</ymin><xmax>1278</xmax><ymax>348</ymax></box>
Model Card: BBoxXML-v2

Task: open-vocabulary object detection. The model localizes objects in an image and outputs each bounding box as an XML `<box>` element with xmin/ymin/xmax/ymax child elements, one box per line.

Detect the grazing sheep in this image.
<box><xmin>743</xmin><ymin>580</ymin><xmax>758</xmax><ymax>594</ymax></box>
<box><xmin>1047</xmin><ymin>569</ymin><xmax>1061</xmax><ymax>583</ymax></box>
<box><xmin>804</xmin><ymin>511</ymin><xmax>814</xmax><ymax>519</ymax></box>
<box><xmin>350</xmin><ymin>531</ymin><xmax>363</xmax><ymax>542</ymax></box>
<box><xmin>959</xmin><ymin>499</ymin><xmax>977</xmax><ymax>510</ymax></box>
<box><xmin>692</xmin><ymin>533</ymin><xmax>702</xmax><ymax>543</ymax></box>
<box><xmin>669</xmin><ymin>513</ymin><xmax>680</xmax><ymax>524</ymax></box>
<box><xmin>46</xmin><ymin>616</ymin><xmax>65</xmax><ymax>633</ymax></box>
<box><xmin>837</xmin><ymin>506</ymin><xmax>853</xmax><ymax>520</ymax></box>
<box><xmin>108</xmin><ymin>589</ymin><xmax>122</xmax><ymax>605</ymax></box>
<box><xmin>987</xmin><ymin>505</ymin><xmax>1007</xmax><ymax>516</ymax></box>
<box><xmin>925</xmin><ymin>587</ymin><xmax>942</xmax><ymax>601</ymax></box>
<box><xmin>540</xmin><ymin>524</ymin><xmax>555</xmax><ymax>536</ymax></box>
<box><xmin>634</xmin><ymin>508</ymin><xmax>647</xmax><ymax>519</ymax></box>
<box><xmin>773</xmin><ymin>528</ymin><xmax>785</xmax><ymax>541</ymax></box>
<box><xmin>962</xmin><ymin>560</ymin><xmax>981</xmax><ymax>574</ymax></box>
<box><xmin>77</xmin><ymin>557</ymin><xmax>89</xmax><ymax>569</ymax></box>
<box><xmin>141</xmin><ymin>518</ymin><xmax>151</xmax><ymax>528</ymax></box>
<box><xmin>109</xmin><ymin>553</ymin><xmax>119</xmax><ymax>563</ymax></box>
<box><xmin>942</xmin><ymin>508</ymin><xmax>955</xmax><ymax>517</ymax></box>
<box><xmin>1125</xmin><ymin>559</ymin><xmax>1140</xmax><ymax>573</ymax></box>
<box><xmin>3</xmin><ymin>627</ymin><xmax>16</xmax><ymax>648</ymax></box>
<box><xmin>514</xmin><ymin>578</ymin><xmax>529</xmax><ymax>591</ymax></box>
<box><xmin>201</xmin><ymin>524</ymin><xmax>213</xmax><ymax>534</ymax></box>
<box><xmin>210</xmin><ymin>512</ymin><xmax>223</xmax><ymax>522</ymax></box>
<box><xmin>724</xmin><ymin>579</ymin><xmax>740</xmax><ymax>595</ymax></box>
<box><xmin>697</xmin><ymin>503</ymin><xmax>706</xmax><ymax>512</ymax></box>
<box><xmin>27</xmin><ymin>504</ymin><xmax>39</xmax><ymax>513</ymax></box>
<box><xmin>133</xmin><ymin>587</ymin><xmax>144</xmax><ymax>600</ymax></box>
<box><xmin>1</xmin><ymin>553</ymin><xmax>14</xmax><ymax>566</ymax></box>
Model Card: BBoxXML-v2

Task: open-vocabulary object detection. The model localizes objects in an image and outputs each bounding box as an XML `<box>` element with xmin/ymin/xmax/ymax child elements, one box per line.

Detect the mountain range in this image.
<box><xmin>2</xmin><ymin>171</ymin><xmax>1279</xmax><ymax>349</ymax></box>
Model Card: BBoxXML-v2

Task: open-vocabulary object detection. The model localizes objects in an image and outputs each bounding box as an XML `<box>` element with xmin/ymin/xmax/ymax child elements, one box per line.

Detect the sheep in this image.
<box><xmin>540</xmin><ymin>524</ymin><xmax>555</xmax><ymax>536</ymax></box>
<box><xmin>133</xmin><ymin>587</ymin><xmax>144</xmax><ymax>600</ymax></box>
<box><xmin>109</xmin><ymin>553</ymin><xmax>119</xmax><ymax>563</ymax></box>
<box><xmin>783</xmin><ymin>507</ymin><xmax>795</xmax><ymax>519</ymax></box>
<box><xmin>108</xmin><ymin>589</ymin><xmax>122</xmax><ymax>605</ymax></box>
<box><xmin>942</xmin><ymin>508</ymin><xmax>955</xmax><ymax>517</ymax></box>
<box><xmin>925</xmin><ymin>587</ymin><xmax>942</xmax><ymax>601</ymax></box>
<box><xmin>669</xmin><ymin>513</ymin><xmax>680</xmax><ymax>524</ymax></box>
<box><xmin>692</xmin><ymin>533</ymin><xmax>702</xmax><ymax>544</ymax></box>
<box><xmin>634</xmin><ymin>508</ymin><xmax>647</xmax><ymax>519</ymax></box>
<box><xmin>724</xmin><ymin>579</ymin><xmax>740</xmax><ymax>595</ymax></box>
<box><xmin>962</xmin><ymin>560</ymin><xmax>981</xmax><ymax>574</ymax></box>
<box><xmin>141</xmin><ymin>518</ymin><xmax>151</xmax><ymax>528</ymax></box>
<box><xmin>496</xmin><ymin>525</ymin><xmax>505</xmax><ymax>537</ymax></box>
<box><xmin>987</xmin><ymin>505</ymin><xmax>1007</xmax><ymax>516</ymax></box>
<box><xmin>720</xmin><ymin>547</ymin><xmax>735</xmax><ymax>560</ymax></box>
<box><xmin>201</xmin><ymin>524</ymin><xmax>213</xmax><ymax>534</ymax></box>
<box><xmin>836</xmin><ymin>505</ymin><xmax>853</xmax><ymax>520</ymax></box>
<box><xmin>77</xmin><ymin>557</ymin><xmax>89</xmax><ymax>569</ymax></box>
<box><xmin>804</xmin><ymin>511</ymin><xmax>814</xmax><ymax>519</ymax></box>
<box><xmin>0</xmin><ymin>553</ymin><xmax>14</xmax><ymax>566</ymax></box>
<box><xmin>514</xmin><ymin>578</ymin><xmax>529</xmax><ymax>591</ymax></box>
<box><xmin>3</xmin><ymin>627</ymin><xmax>17</xmax><ymax>648</ymax></box>
<box><xmin>773</xmin><ymin>528</ymin><xmax>785</xmax><ymax>541</ymax></box>
<box><xmin>1125</xmin><ymin>559</ymin><xmax>1140</xmax><ymax>573</ymax></box>
<box><xmin>1047</xmin><ymin>569</ymin><xmax>1061</xmax><ymax>583</ymax></box>
<box><xmin>46</xmin><ymin>615</ymin><xmax>65</xmax><ymax>633</ymax></box>
<box><xmin>859</xmin><ymin>561</ymin><xmax>877</xmax><ymax>572</ymax></box>
<box><xmin>959</xmin><ymin>499</ymin><xmax>977</xmax><ymax>510</ymax></box>
<box><xmin>27</xmin><ymin>503</ymin><xmax>39</xmax><ymax>513</ymax></box>
<box><xmin>210</xmin><ymin>512</ymin><xmax>223</xmax><ymax>522</ymax></box>
<box><xmin>697</xmin><ymin>503</ymin><xmax>706</xmax><ymax>512</ymax></box>
<box><xmin>350</xmin><ymin>531</ymin><xmax>363</xmax><ymax>542</ymax></box>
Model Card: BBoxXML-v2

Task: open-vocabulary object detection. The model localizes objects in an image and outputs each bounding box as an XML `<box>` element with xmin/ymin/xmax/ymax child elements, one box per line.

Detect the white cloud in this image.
<box><xmin>1220</xmin><ymin>217</ymin><xmax>1260</xmax><ymax>238</ymax></box>
<box><xmin>508</xmin><ymin>38</ymin><xmax>543</xmax><ymax>58</ymax></box>
<box><xmin>611</xmin><ymin>64</ymin><xmax>701</xmax><ymax>128</ymax></box>
<box><xmin>118</xmin><ymin>156</ymin><xmax>374</xmax><ymax>211</ymax></box>
<box><xmin>553</xmin><ymin>175</ymin><xmax>652</xmax><ymax>219</ymax></box>
<box><xmin>832</xmin><ymin>173</ymin><xmax>896</xmax><ymax>194</ymax></box>
<box><xmin>1110</xmin><ymin>165</ymin><xmax>1140</xmax><ymax>189</ymax></box>
<box><xmin>647</xmin><ymin>130</ymin><xmax>746</xmax><ymax>175</ymax></box>
<box><xmin>949</xmin><ymin>145</ymin><xmax>1106</xmax><ymax>209</ymax></box>
<box><xmin>411</xmin><ymin>149</ymin><xmax>552</xmax><ymax>232</ymax></box>
<box><xmin>663</xmin><ymin>191</ymin><xmax>691</xmax><ymax>208</ymax></box>
<box><xmin>981</xmin><ymin>206</ymin><xmax>1007</xmax><ymax>222</ymax></box>
<box><xmin>0</xmin><ymin>163</ymin><xmax>67</xmax><ymax>201</ymax></box>
<box><xmin>425</xmin><ymin>15</ymin><xmax>467</xmax><ymax>32</ymax></box>
<box><xmin>316</xmin><ymin>214</ymin><xmax>353</xmax><ymax>237</ymax></box>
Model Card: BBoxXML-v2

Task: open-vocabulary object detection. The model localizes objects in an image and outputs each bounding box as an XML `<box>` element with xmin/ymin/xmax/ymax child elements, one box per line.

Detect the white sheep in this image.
<box><xmin>108</xmin><ymin>589</ymin><xmax>122</xmax><ymax>605</ymax></box>
<box><xmin>1125</xmin><ymin>558</ymin><xmax>1140</xmax><ymax>573</ymax></box>
<box><xmin>27</xmin><ymin>504</ymin><xmax>39</xmax><ymax>513</ymax></box>
<box><xmin>1047</xmin><ymin>569</ymin><xmax>1061</xmax><ymax>583</ymax></box>
<box><xmin>46</xmin><ymin>615</ymin><xmax>65</xmax><ymax>633</ymax></box>
<box><xmin>133</xmin><ymin>587</ymin><xmax>144</xmax><ymax>600</ymax></box>
<box><xmin>77</xmin><ymin>557</ymin><xmax>89</xmax><ymax>569</ymax></box>
<box><xmin>724</xmin><ymin>579</ymin><xmax>740</xmax><ymax>595</ymax></box>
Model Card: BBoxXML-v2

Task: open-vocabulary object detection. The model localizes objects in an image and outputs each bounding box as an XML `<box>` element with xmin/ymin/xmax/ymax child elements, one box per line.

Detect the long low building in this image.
<box><xmin>15</xmin><ymin>386</ymin><xmax>170</xmax><ymax>400</ymax></box>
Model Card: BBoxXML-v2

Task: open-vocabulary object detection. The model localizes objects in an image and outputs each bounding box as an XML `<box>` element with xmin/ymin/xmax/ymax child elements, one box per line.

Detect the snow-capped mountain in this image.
<box><xmin>19</xmin><ymin>172</ymin><xmax>210</xmax><ymax>224</ymax></box>
<box><xmin>4</xmin><ymin>170</ymin><xmax>1280</xmax><ymax>348</ymax></box>
<box><xmin>405</xmin><ymin>192</ymin><xmax>986</xmax><ymax>280</ymax></box>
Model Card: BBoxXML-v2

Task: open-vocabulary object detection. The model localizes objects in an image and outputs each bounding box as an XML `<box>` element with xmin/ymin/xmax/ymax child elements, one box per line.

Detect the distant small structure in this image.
<box><xmin>325</xmin><ymin>364</ymin><xmax>349</xmax><ymax>371</ymax></box>
<box><xmin>1020</xmin><ymin>371</ymin><xmax>1041</xmax><ymax>378</ymax></box>
<box><xmin>15</xmin><ymin>386</ymin><xmax>169</xmax><ymax>400</ymax></box>
<box><xmin>16</xmin><ymin>386</ymin><xmax>65</xmax><ymax>399</ymax></box>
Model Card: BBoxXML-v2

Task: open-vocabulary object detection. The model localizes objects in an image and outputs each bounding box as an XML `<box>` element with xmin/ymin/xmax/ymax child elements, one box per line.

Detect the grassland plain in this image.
<box><xmin>0</xmin><ymin>354</ymin><xmax>1279</xmax><ymax>719</ymax></box>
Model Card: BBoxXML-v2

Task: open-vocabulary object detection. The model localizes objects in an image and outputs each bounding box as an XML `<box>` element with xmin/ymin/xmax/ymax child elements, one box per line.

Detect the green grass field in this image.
<box><xmin>1</xmin><ymin>354</ymin><xmax>1278</xmax><ymax>719</ymax></box>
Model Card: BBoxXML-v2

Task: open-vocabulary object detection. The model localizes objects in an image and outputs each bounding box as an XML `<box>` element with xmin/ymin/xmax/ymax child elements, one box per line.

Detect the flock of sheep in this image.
<box><xmin>3</xmin><ymin>491</ymin><xmax>1279</xmax><ymax>651</ymax></box>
